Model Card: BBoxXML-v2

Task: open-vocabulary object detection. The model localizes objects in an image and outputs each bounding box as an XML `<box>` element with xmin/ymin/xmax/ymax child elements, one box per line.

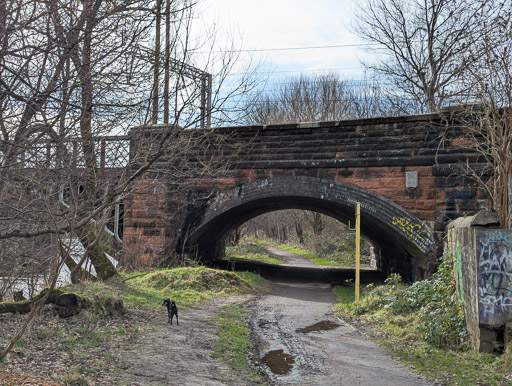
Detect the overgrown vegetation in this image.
<box><xmin>356</xmin><ymin>258</ymin><xmax>467</xmax><ymax>350</ymax></box>
<box><xmin>334</xmin><ymin>255</ymin><xmax>512</xmax><ymax>384</ymax></box>
<box><xmin>212</xmin><ymin>304</ymin><xmax>268</xmax><ymax>384</ymax></box>
<box><xmin>226</xmin><ymin>244</ymin><xmax>284</xmax><ymax>264</ymax></box>
<box><xmin>69</xmin><ymin>267</ymin><xmax>265</xmax><ymax>310</ymax></box>
<box><xmin>311</xmin><ymin>234</ymin><xmax>371</xmax><ymax>266</ymax></box>
<box><xmin>1</xmin><ymin>267</ymin><xmax>266</xmax><ymax>384</ymax></box>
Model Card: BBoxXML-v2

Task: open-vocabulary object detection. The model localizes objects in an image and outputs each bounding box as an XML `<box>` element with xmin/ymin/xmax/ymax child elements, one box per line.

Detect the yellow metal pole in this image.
<box><xmin>355</xmin><ymin>202</ymin><xmax>361</xmax><ymax>304</ymax></box>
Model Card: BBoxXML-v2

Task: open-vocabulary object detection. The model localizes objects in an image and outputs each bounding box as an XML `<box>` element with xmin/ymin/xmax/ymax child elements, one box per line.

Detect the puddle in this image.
<box><xmin>261</xmin><ymin>349</ymin><xmax>295</xmax><ymax>375</ymax></box>
<box><xmin>295</xmin><ymin>320</ymin><xmax>340</xmax><ymax>334</ymax></box>
<box><xmin>258</xmin><ymin>319</ymin><xmax>271</xmax><ymax>329</ymax></box>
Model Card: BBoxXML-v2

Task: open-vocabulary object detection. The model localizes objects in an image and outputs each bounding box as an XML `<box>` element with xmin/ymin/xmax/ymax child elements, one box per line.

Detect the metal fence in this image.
<box><xmin>13</xmin><ymin>136</ymin><xmax>130</xmax><ymax>169</ymax></box>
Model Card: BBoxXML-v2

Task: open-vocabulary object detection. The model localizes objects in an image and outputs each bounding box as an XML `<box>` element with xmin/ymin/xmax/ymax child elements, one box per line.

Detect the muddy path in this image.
<box><xmin>250</xmin><ymin>248</ymin><xmax>429</xmax><ymax>385</ymax></box>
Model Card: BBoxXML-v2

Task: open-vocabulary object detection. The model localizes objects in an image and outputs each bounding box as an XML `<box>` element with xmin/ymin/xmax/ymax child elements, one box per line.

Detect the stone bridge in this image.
<box><xmin>124</xmin><ymin>112</ymin><xmax>487</xmax><ymax>280</ymax></box>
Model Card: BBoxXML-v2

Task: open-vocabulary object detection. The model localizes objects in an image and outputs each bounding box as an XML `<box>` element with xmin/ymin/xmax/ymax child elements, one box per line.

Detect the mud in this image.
<box><xmin>261</xmin><ymin>349</ymin><xmax>295</xmax><ymax>375</ymax></box>
<box><xmin>296</xmin><ymin>320</ymin><xmax>340</xmax><ymax>334</ymax></box>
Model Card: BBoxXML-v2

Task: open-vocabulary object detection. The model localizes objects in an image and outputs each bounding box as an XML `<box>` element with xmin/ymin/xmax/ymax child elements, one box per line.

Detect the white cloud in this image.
<box><xmin>197</xmin><ymin>0</ymin><xmax>369</xmax><ymax>79</ymax></box>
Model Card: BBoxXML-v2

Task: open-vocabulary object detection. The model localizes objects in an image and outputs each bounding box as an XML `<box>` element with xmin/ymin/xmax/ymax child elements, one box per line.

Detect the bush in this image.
<box><xmin>305</xmin><ymin>234</ymin><xmax>372</xmax><ymax>265</ymax></box>
<box><xmin>356</xmin><ymin>255</ymin><xmax>468</xmax><ymax>350</ymax></box>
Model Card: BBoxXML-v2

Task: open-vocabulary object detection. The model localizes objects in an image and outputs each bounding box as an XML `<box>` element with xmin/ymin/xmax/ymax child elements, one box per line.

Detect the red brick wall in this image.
<box><xmin>123</xmin><ymin>179</ymin><xmax>169</xmax><ymax>268</ymax></box>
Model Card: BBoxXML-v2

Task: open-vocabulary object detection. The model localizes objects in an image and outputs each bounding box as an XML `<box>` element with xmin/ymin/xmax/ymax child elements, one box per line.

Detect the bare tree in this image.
<box><xmin>0</xmin><ymin>0</ymin><xmax>259</xmax><ymax>360</ymax></box>
<box><xmin>353</xmin><ymin>0</ymin><xmax>496</xmax><ymax>112</ymax></box>
<box><xmin>242</xmin><ymin>73</ymin><xmax>414</xmax><ymax>125</ymax></box>
<box><xmin>451</xmin><ymin>1</ymin><xmax>512</xmax><ymax>227</ymax></box>
<box><xmin>353</xmin><ymin>0</ymin><xmax>512</xmax><ymax>225</ymax></box>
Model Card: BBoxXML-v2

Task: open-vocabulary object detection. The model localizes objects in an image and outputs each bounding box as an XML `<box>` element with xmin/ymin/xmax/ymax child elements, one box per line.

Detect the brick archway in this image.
<box><xmin>180</xmin><ymin>176</ymin><xmax>434</xmax><ymax>278</ymax></box>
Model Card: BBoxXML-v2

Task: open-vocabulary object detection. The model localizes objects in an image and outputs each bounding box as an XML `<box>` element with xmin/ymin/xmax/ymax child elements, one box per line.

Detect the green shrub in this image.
<box><xmin>307</xmin><ymin>234</ymin><xmax>371</xmax><ymax>265</ymax></box>
<box><xmin>356</xmin><ymin>255</ymin><xmax>468</xmax><ymax>350</ymax></box>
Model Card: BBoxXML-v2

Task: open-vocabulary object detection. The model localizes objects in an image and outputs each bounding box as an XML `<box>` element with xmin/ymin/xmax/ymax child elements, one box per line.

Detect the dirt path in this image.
<box><xmin>112</xmin><ymin>296</ymin><xmax>256</xmax><ymax>385</ymax></box>
<box><xmin>250</xmin><ymin>249</ymin><xmax>430</xmax><ymax>385</ymax></box>
<box><xmin>264</xmin><ymin>245</ymin><xmax>318</xmax><ymax>267</ymax></box>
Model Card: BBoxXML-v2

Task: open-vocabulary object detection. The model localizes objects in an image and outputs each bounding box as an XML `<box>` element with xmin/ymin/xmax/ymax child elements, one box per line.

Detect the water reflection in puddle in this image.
<box><xmin>295</xmin><ymin>320</ymin><xmax>340</xmax><ymax>334</ymax></box>
<box><xmin>261</xmin><ymin>349</ymin><xmax>295</xmax><ymax>375</ymax></box>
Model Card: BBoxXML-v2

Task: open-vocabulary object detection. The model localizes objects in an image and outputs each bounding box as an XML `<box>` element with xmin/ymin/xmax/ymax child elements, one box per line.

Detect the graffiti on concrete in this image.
<box><xmin>476</xmin><ymin>230</ymin><xmax>512</xmax><ymax>324</ymax></box>
<box><xmin>446</xmin><ymin>189</ymin><xmax>474</xmax><ymax>200</ymax></box>
<box><xmin>391</xmin><ymin>216</ymin><xmax>433</xmax><ymax>253</ymax></box>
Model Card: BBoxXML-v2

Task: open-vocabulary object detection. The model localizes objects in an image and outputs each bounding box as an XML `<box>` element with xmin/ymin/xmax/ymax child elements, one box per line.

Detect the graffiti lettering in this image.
<box><xmin>391</xmin><ymin>216</ymin><xmax>433</xmax><ymax>252</ymax></box>
<box><xmin>476</xmin><ymin>230</ymin><xmax>512</xmax><ymax>323</ymax></box>
<box><xmin>488</xmin><ymin>231</ymin><xmax>512</xmax><ymax>244</ymax></box>
<box><xmin>446</xmin><ymin>189</ymin><xmax>474</xmax><ymax>200</ymax></box>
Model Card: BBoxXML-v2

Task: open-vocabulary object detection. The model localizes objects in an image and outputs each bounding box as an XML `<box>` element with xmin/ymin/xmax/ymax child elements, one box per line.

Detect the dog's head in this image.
<box><xmin>162</xmin><ymin>298</ymin><xmax>170</xmax><ymax>307</ymax></box>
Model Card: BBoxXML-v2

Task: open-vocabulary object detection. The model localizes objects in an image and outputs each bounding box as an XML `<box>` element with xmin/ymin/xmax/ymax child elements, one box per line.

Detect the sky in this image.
<box><xmin>196</xmin><ymin>0</ymin><xmax>375</xmax><ymax>86</ymax></box>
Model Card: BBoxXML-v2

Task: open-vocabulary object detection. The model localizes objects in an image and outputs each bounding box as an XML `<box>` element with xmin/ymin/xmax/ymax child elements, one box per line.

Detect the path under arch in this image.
<box><xmin>180</xmin><ymin>176</ymin><xmax>434</xmax><ymax>279</ymax></box>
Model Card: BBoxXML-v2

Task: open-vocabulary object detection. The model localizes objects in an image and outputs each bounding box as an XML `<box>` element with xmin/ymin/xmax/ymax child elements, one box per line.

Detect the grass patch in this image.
<box><xmin>312</xmin><ymin>257</ymin><xmax>342</xmax><ymax>266</ymax></box>
<box><xmin>333</xmin><ymin>286</ymin><xmax>355</xmax><ymax>305</ymax></box>
<box><xmin>69</xmin><ymin>266</ymin><xmax>265</xmax><ymax>311</ymax></box>
<box><xmin>14</xmin><ymin>338</ymin><xmax>26</xmax><ymax>349</ymax></box>
<box><xmin>213</xmin><ymin>304</ymin><xmax>268</xmax><ymax>384</ymax></box>
<box><xmin>275</xmin><ymin>244</ymin><xmax>315</xmax><ymax>258</ymax></box>
<box><xmin>226</xmin><ymin>244</ymin><xmax>283</xmax><ymax>264</ymax></box>
<box><xmin>53</xmin><ymin>371</ymin><xmax>89</xmax><ymax>385</ymax></box>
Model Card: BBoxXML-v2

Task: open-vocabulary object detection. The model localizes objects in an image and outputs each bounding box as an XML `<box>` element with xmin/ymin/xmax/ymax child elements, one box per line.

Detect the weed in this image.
<box><xmin>14</xmin><ymin>338</ymin><xmax>26</xmax><ymax>349</ymax></box>
<box><xmin>333</xmin><ymin>286</ymin><xmax>355</xmax><ymax>305</ymax></box>
<box><xmin>54</xmin><ymin>371</ymin><xmax>89</xmax><ymax>385</ymax></box>
<box><xmin>503</xmin><ymin>345</ymin><xmax>512</xmax><ymax>372</ymax></box>
<box><xmin>354</xmin><ymin>255</ymin><xmax>467</xmax><ymax>350</ymax></box>
<box><xmin>36</xmin><ymin>327</ymin><xmax>66</xmax><ymax>340</ymax></box>
<box><xmin>213</xmin><ymin>305</ymin><xmax>267</xmax><ymax>384</ymax></box>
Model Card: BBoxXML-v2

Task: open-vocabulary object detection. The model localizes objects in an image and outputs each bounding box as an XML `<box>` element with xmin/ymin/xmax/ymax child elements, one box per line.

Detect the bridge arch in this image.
<box><xmin>180</xmin><ymin>176</ymin><xmax>434</xmax><ymax>279</ymax></box>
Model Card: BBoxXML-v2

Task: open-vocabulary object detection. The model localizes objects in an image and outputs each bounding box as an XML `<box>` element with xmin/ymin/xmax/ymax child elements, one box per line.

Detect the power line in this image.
<box><xmin>207</xmin><ymin>43</ymin><xmax>379</xmax><ymax>54</ymax></box>
<box><xmin>225</xmin><ymin>67</ymin><xmax>365</xmax><ymax>77</ymax></box>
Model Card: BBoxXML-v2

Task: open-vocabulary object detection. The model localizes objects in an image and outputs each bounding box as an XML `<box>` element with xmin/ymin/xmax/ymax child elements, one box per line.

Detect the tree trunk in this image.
<box><xmin>0</xmin><ymin>288</ymin><xmax>65</xmax><ymax>314</ymax></box>
<box><xmin>312</xmin><ymin>213</ymin><xmax>324</xmax><ymax>236</ymax></box>
<box><xmin>295</xmin><ymin>220</ymin><xmax>304</xmax><ymax>244</ymax></box>
<box><xmin>72</xmin><ymin>0</ymin><xmax>118</xmax><ymax>280</ymax></box>
<box><xmin>152</xmin><ymin>0</ymin><xmax>162</xmax><ymax>124</ymax></box>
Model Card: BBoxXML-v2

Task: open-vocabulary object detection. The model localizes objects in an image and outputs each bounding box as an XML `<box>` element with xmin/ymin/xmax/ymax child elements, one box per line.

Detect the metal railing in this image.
<box><xmin>10</xmin><ymin>136</ymin><xmax>130</xmax><ymax>169</ymax></box>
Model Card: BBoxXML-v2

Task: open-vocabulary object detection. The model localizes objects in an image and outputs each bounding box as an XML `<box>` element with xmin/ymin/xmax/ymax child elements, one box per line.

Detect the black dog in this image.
<box><xmin>162</xmin><ymin>298</ymin><xmax>179</xmax><ymax>325</ymax></box>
